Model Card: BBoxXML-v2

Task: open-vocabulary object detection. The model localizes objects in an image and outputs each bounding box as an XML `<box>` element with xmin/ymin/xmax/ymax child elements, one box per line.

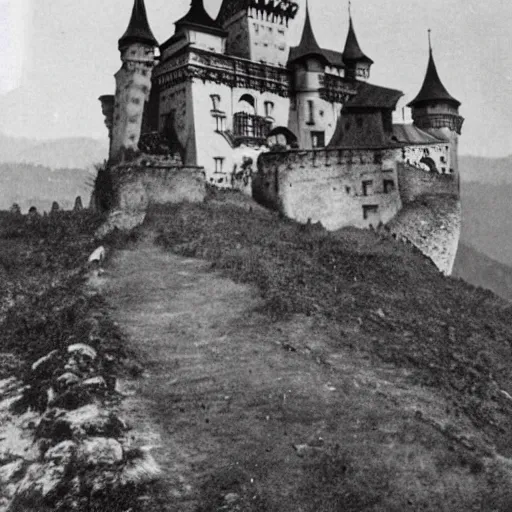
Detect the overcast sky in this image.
<box><xmin>1</xmin><ymin>0</ymin><xmax>511</xmax><ymax>157</ymax></box>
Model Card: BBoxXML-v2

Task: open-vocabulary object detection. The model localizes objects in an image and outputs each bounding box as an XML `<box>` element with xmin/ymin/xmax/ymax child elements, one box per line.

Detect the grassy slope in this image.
<box><xmin>135</xmin><ymin>191</ymin><xmax>512</xmax><ymax>509</ymax></box>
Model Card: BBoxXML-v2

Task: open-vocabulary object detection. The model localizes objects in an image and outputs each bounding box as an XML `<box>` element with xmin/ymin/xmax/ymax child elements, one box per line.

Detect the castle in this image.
<box><xmin>99</xmin><ymin>0</ymin><xmax>464</xmax><ymax>275</ymax></box>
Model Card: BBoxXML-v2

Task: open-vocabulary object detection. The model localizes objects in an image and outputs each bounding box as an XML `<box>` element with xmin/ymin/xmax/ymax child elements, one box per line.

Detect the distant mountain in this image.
<box><xmin>459</xmin><ymin>155</ymin><xmax>512</xmax><ymax>184</ymax></box>
<box><xmin>0</xmin><ymin>162</ymin><xmax>92</xmax><ymax>213</ymax></box>
<box><xmin>0</xmin><ymin>133</ymin><xmax>108</xmax><ymax>170</ymax></box>
<box><xmin>453</xmin><ymin>242</ymin><xmax>512</xmax><ymax>302</ymax></box>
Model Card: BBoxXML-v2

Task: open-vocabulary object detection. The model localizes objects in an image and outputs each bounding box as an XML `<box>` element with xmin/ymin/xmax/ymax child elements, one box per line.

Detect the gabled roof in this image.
<box><xmin>344</xmin><ymin>81</ymin><xmax>403</xmax><ymax>110</ymax></box>
<box><xmin>342</xmin><ymin>17</ymin><xmax>373</xmax><ymax>65</ymax></box>
<box><xmin>288</xmin><ymin>2</ymin><xmax>328</xmax><ymax>65</ymax></box>
<box><xmin>407</xmin><ymin>48</ymin><xmax>460</xmax><ymax>108</ymax></box>
<box><xmin>175</xmin><ymin>0</ymin><xmax>227</xmax><ymax>37</ymax></box>
<box><xmin>118</xmin><ymin>0</ymin><xmax>158</xmax><ymax>49</ymax></box>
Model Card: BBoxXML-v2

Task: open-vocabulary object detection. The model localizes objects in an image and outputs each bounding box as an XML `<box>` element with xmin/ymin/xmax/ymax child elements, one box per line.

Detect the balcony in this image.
<box><xmin>232</xmin><ymin>112</ymin><xmax>272</xmax><ymax>146</ymax></box>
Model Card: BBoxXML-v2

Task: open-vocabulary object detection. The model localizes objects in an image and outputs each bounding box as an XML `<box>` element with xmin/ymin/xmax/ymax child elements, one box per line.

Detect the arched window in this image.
<box><xmin>238</xmin><ymin>94</ymin><xmax>256</xmax><ymax>114</ymax></box>
<box><xmin>419</xmin><ymin>156</ymin><xmax>437</xmax><ymax>172</ymax></box>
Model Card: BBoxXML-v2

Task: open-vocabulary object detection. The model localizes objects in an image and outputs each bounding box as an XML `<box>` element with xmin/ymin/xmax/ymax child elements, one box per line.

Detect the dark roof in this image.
<box><xmin>407</xmin><ymin>49</ymin><xmax>460</xmax><ymax>108</ymax></box>
<box><xmin>288</xmin><ymin>2</ymin><xmax>328</xmax><ymax>65</ymax></box>
<box><xmin>320</xmin><ymin>49</ymin><xmax>345</xmax><ymax>68</ymax></box>
<box><xmin>118</xmin><ymin>0</ymin><xmax>158</xmax><ymax>49</ymax></box>
<box><xmin>344</xmin><ymin>81</ymin><xmax>403</xmax><ymax>110</ymax></box>
<box><xmin>392</xmin><ymin>124</ymin><xmax>446</xmax><ymax>144</ymax></box>
<box><xmin>343</xmin><ymin>17</ymin><xmax>373</xmax><ymax>65</ymax></box>
<box><xmin>175</xmin><ymin>0</ymin><xmax>227</xmax><ymax>37</ymax></box>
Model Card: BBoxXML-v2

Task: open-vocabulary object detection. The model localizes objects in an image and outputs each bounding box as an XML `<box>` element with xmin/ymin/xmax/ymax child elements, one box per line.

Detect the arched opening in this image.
<box><xmin>420</xmin><ymin>156</ymin><xmax>437</xmax><ymax>172</ymax></box>
<box><xmin>266</xmin><ymin>126</ymin><xmax>298</xmax><ymax>149</ymax></box>
<box><xmin>233</xmin><ymin>94</ymin><xmax>270</xmax><ymax>142</ymax></box>
<box><xmin>238</xmin><ymin>94</ymin><xmax>256</xmax><ymax>114</ymax></box>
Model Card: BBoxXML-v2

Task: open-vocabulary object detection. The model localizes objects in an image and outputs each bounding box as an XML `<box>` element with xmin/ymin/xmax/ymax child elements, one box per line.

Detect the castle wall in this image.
<box><xmin>255</xmin><ymin>148</ymin><xmax>403</xmax><ymax>229</ymax></box>
<box><xmin>110</xmin><ymin>156</ymin><xmax>206</xmax><ymax>212</ymax></box>
<box><xmin>397</xmin><ymin>161</ymin><xmax>458</xmax><ymax>203</ymax></box>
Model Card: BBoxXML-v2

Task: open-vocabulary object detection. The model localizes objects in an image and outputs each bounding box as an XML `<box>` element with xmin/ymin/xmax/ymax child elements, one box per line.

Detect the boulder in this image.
<box><xmin>43</xmin><ymin>440</ymin><xmax>77</xmax><ymax>466</ymax></box>
<box><xmin>0</xmin><ymin>459</ymin><xmax>25</xmax><ymax>484</ymax></box>
<box><xmin>78</xmin><ymin>438</ymin><xmax>123</xmax><ymax>466</ymax></box>
<box><xmin>67</xmin><ymin>343</ymin><xmax>97</xmax><ymax>361</ymax></box>
<box><xmin>55</xmin><ymin>372</ymin><xmax>81</xmax><ymax>391</ymax></box>
<box><xmin>14</xmin><ymin>462</ymin><xmax>66</xmax><ymax>503</ymax></box>
<box><xmin>120</xmin><ymin>446</ymin><xmax>161</xmax><ymax>485</ymax></box>
<box><xmin>31</xmin><ymin>350</ymin><xmax>61</xmax><ymax>377</ymax></box>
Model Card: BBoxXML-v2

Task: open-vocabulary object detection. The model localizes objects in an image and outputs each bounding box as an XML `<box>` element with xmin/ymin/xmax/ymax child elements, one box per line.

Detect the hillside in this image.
<box><xmin>4</xmin><ymin>193</ymin><xmax>512</xmax><ymax>509</ymax></box>
<box><xmin>453</xmin><ymin>242</ymin><xmax>512</xmax><ymax>302</ymax></box>
<box><xmin>105</xmin><ymin>194</ymin><xmax>512</xmax><ymax>510</ymax></box>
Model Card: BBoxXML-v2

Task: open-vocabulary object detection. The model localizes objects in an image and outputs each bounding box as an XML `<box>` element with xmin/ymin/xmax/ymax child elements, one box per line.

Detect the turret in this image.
<box><xmin>342</xmin><ymin>7</ymin><xmax>373</xmax><ymax>81</ymax></box>
<box><xmin>408</xmin><ymin>31</ymin><xmax>463</xmax><ymax>175</ymax></box>
<box><xmin>216</xmin><ymin>0</ymin><xmax>299</xmax><ymax>66</ymax></box>
<box><xmin>288</xmin><ymin>1</ymin><xmax>329</xmax><ymax>148</ymax></box>
<box><xmin>110</xmin><ymin>0</ymin><xmax>158</xmax><ymax>162</ymax></box>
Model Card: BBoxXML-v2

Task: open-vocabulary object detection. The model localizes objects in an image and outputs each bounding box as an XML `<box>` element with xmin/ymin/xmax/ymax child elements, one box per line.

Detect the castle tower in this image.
<box><xmin>110</xmin><ymin>0</ymin><xmax>158</xmax><ymax>162</ymax></box>
<box><xmin>216</xmin><ymin>0</ymin><xmax>299</xmax><ymax>66</ymax></box>
<box><xmin>407</xmin><ymin>32</ymin><xmax>463</xmax><ymax>177</ymax></box>
<box><xmin>342</xmin><ymin>9</ymin><xmax>373</xmax><ymax>81</ymax></box>
<box><xmin>288</xmin><ymin>2</ymin><xmax>329</xmax><ymax>149</ymax></box>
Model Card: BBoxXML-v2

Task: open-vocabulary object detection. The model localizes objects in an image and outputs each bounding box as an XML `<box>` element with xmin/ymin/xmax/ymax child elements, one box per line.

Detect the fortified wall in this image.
<box><xmin>254</xmin><ymin>142</ymin><xmax>459</xmax><ymax>274</ymax></box>
<box><xmin>255</xmin><ymin>142</ymin><xmax>451</xmax><ymax>229</ymax></box>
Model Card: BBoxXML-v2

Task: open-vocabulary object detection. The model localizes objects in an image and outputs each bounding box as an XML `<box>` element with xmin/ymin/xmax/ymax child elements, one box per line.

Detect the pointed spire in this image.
<box><xmin>118</xmin><ymin>0</ymin><xmax>158</xmax><ymax>49</ymax></box>
<box><xmin>407</xmin><ymin>31</ymin><xmax>460</xmax><ymax>108</ymax></box>
<box><xmin>342</xmin><ymin>10</ymin><xmax>373</xmax><ymax>64</ymax></box>
<box><xmin>288</xmin><ymin>0</ymin><xmax>327</xmax><ymax>64</ymax></box>
<box><xmin>175</xmin><ymin>0</ymin><xmax>226</xmax><ymax>35</ymax></box>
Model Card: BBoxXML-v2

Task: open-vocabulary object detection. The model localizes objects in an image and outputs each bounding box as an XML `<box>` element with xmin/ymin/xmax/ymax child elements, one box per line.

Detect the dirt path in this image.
<box><xmin>97</xmin><ymin>236</ymin><xmax>477</xmax><ymax>511</ymax></box>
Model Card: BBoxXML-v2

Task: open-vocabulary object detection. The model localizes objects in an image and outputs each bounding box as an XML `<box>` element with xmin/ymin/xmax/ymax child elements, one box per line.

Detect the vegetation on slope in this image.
<box><xmin>149</xmin><ymin>192</ymin><xmax>512</xmax><ymax>457</ymax></box>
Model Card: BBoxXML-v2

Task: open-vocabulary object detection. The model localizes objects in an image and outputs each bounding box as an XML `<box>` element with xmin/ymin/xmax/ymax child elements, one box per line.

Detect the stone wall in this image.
<box><xmin>110</xmin><ymin>155</ymin><xmax>206</xmax><ymax>212</ymax></box>
<box><xmin>255</xmin><ymin>147</ymin><xmax>403</xmax><ymax>229</ymax></box>
<box><xmin>397</xmin><ymin>162</ymin><xmax>458</xmax><ymax>204</ymax></box>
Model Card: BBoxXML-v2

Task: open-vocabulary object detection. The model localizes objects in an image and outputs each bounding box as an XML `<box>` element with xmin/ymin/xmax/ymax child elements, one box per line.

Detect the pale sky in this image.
<box><xmin>1</xmin><ymin>0</ymin><xmax>511</xmax><ymax>157</ymax></box>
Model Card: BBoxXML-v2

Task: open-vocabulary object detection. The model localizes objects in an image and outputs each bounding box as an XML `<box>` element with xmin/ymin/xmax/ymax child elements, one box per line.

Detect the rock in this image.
<box><xmin>0</xmin><ymin>459</ymin><xmax>25</xmax><ymax>484</ymax></box>
<box><xmin>50</xmin><ymin>385</ymin><xmax>94</xmax><ymax>410</ymax></box>
<box><xmin>36</xmin><ymin>405</ymin><xmax>127</xmax><ymax>439</ymax></box>
<box><xmin>14</xmin><ymin>462</ymin><xmax>66</xmax><ymax>503</ymax></box>
<box><xmin>31</xmin><ymin>350</ymin><xmax>61</xmax><ymax>377</ymax></box>
<box><xmin>82</xmin><ymin>376</ymin><xmax>107</xmax><ymax>392</ymax></box>
<box><xmin>43</xmin><ymin>440</ymin><xmax>77</xmax><ymax>465</ymax></box>
<box><xmin>78</xmin><ymin>438</ymin><xmax>123</xmax><ymax>466</ymax></box>
<box><xmin>121</xmin><ymin>446</ymin><xmax>162</xmax><ymax>485</ymax></box>
<box><xmin>67</xmin><ymin>343</ymin><xmax>97</xmax><ymax>361</ymax></box>
<box><xmin>56</xmin><ymin>372</ymin><xmax>81</xmax><ymax>391</ymax></box>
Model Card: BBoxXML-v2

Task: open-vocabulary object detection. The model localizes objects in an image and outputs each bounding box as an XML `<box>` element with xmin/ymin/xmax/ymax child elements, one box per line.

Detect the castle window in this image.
<box><xmin>278</xmin><ymin>28</ymin><xmax>285</xmax><ymax>35</ymax></box>
<box><xmin>264</xmin><ymin>101</ymin><xmax>274</xmax><ymax>118</ymax></box>
<box><xmin>363</xmin><ymin>205</ymin><xmax>379</xmax><ymax>220</ymax></box>
<box><xmin>345</xmin><ymin>186</ymin><xmax>351</xmax><ymax>194</ymax></box>
<box><xmin>440</xmin><ymin>156</ymin><xmax>446</xmax><ymax>163</ymax></box>
<box><xmin>214</xmin><ymin>157</ymin><xmax>225</xmax><ymax>173</ymax></box>
<box><xmin>210</xmin><ymin>94</ymin><xmax>221</xmax><ymax>112</ymax></box>
<box><xmin>307</xmin><ymin>100</ymin><xmax>315</xmax><ymax>125</ymax></box>
<box><xmin>383</xmin><ymin>179</ymin><xmax>395</xmax><ymax>194</ymax></box>
<box><xmin>311</xmin><ymin>131</ymin><xmax>325</xmax><ymax>148</ymax></box>
<box><xmin>357</xmin><ymin>117</ymin><xmax>363</xmax><ymax>128</ymax></box>
<box><xmin>362</xmin><ymin>180</ymin><xmax>373</xmax><ymax>196</ymax></box>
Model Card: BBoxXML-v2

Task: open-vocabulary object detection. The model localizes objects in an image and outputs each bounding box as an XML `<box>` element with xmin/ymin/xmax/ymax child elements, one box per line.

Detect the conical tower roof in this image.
<box><xmin>118</xmin><ymin>0</ymin><xmax>158</xmax><ymax>49</ymax></box>
<box><xmin>288</xmin><ymin>1</ymin><xmax>328</xmax><ymax>64</ymax></box>
<box><xmin>342</xmin><ymin>16</ymin><xmax>373</xmax><ymax>64</ymax></box>
<box><xmin>175</xmin><ymin>0</ymin><xmax>226</xmax><ymax>35</ymax></box>
<box><xmin>407</xmin><ymin>43</ymin><xmax>460</xmax><ymax>108</ymax></box>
